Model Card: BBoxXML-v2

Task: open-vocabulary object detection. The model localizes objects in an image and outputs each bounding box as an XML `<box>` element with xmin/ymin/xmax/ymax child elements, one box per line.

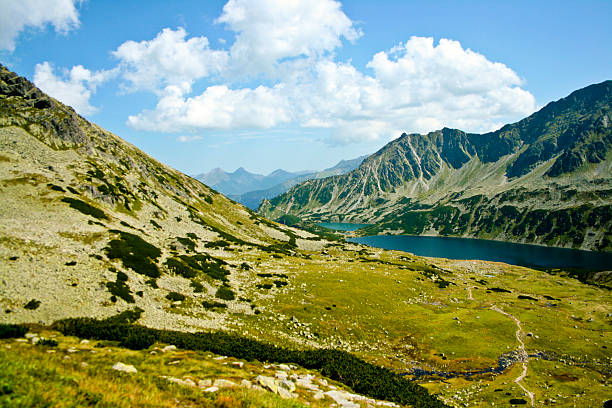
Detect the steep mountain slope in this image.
<box><xmin>233</xmin><ymin>155</ymin><xmax>368</xmax><ymax>209</ymax></box>
<box><xmin>1</xmin><ymin>66</ymin><xmax>610</xmax><ymax>408</ymax></box>
<box><xmin>0</xmin><ymin>64</ymin><xmax>323</xmax><ymax>329</ymax></box>
<box><xmin>260</xmin><ymin>81</ymin><xmax>612</xmax><ymax>251</ymax></box>
<box><xmin>195</xmin><ymin>167</ymin><xmax>309</xmax><ymax>196</ymax></box>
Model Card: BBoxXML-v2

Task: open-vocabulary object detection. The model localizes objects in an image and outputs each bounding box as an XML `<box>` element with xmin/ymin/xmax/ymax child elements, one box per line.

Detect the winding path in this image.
<box><xmin>491</xmin><ymin>306</ymin><xmax>535</xmax><ymax>407</ymax></box>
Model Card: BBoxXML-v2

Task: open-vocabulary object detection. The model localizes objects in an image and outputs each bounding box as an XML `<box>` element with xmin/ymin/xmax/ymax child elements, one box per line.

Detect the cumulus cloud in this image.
<box><xmin>34</xmin><ymin>62</ymin><xmax>116</xmax><ymax>115</ymax></box>
<box><xmin>216</xmin><ymin>0</ymin><xmax>361</xmax><ymax>76</ymax></box>
<box><xmin>112</xmin><ymin>27</ymin><xmax>228</xmax><ymax>94</ymax></box>
<box><xmin>128</xmin><ymin>83</ymin><xmax>291</xmax><ymax>131</ymax></box>
<box><xmin>0</xmin><ymin>0</ymin><xmax>80</xmax><ymax>51</ymax></box>
<box><xmin>128</xmin><ymin>35</ymin><xmax>536</xmax><ymax>143</ymax></box>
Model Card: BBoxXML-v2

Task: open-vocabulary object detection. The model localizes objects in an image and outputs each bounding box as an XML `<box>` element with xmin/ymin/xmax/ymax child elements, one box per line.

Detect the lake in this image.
<box><xmin>346</xmin><ymin>234</ymin><xmax>612</xmax><ymax>270</ymax></box>
<box><xmin>317</xmin><ymin>222</ymin><xmax>371</xmax><ymax>231</ymax></box>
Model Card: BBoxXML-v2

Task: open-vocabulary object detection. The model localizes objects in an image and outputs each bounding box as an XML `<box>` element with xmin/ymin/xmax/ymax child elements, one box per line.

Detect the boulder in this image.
<box><xmin>112</xmin><ymin>362</ymin><xmax>137</xmax><ymax>373</ymax></box>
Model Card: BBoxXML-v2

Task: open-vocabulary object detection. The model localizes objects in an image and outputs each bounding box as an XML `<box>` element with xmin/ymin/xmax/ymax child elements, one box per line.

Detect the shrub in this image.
<box><xmin>120</xmin><ymin>328</ymin><xmax>155</xmax><ymax>350</ymax></box>
<box><xmin>176</xmin><ymin>236</ymin><xmax>196</xmax><ymax>252</ymax></box>
<box><xmin>487</xmin><ymin>287</ymin><xmax>512</xmax><ymax>293</ymax></box>
<box><xmin>204</xmin><ymin>240</ymin><xmax>231</xmax><ymax>249</ymax></box>
<box><xmin>518</xmin><ymin>295</ymin><xmax>538</xmax><ymax>301</ymax></box>
<box><xmin>24</xmin><ymin>299</ymin><xmax>41</xmax><ymax>310</ymax></box>
<box><xmin>215</xmin><ymin>286</ymin><xmax>236</xmax><ymax>301</ymax></box>
<box><xmin>106</xmin><ymin>273</ymin><xmax>134</xmax><ymax>303</ymax></box>
<box><xmin>202</xmin><ymin>300</ymin><xmax>227</xmax><ymax>309</ymax></box>
<box><xmin>48</xmin><ymin>184</ymin><xmax>65</xmax><ymax>192</ymax></box>
<box><xmin>38</xmin><ymin>338</ymin><xmax>58</xmax><ymax>347</ymax></box>
<box><xmin>190</xmin><ymin>280</ymin><xmax>204</xmax><ymax>293</ymax></box>
<box><xmin>180</xmin><ymin>254</ymin><xmax>230</xmax><ymax>281</ymax></box>
<box><xmin>165</xmin><ymin>257</ymin><xmax>197</xmax><ymax>279</ymax></box>
<box><xmin>166</xmin><ymin>292</ymin><xmax>186</xmax><ymax>302</ymax></box>
<box><xmin>61</xmin><ymin>197</ymin><xmax>108</xmax><ymax>220</ymax></box>
<box><xmin>0</xmin><ymin>324</ymin><xmax>27</xmax><ymax>339</ymax></box>
<box><xmin>273</xmin><ymin>280</ymin><xmax>288</xmax><ymax>288</ymax></box>
<box><xmin>105</xmin><ymin>230</ymin><xmax>161</xmax><ymax>278</ymax></box>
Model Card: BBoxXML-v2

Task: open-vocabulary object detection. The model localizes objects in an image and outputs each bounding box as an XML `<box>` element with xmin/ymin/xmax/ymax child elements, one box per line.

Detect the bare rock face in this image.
<box><xmin>0</xmin><ymin>64</ymin><xmax>88</xmax><ymax>149</ymax></box>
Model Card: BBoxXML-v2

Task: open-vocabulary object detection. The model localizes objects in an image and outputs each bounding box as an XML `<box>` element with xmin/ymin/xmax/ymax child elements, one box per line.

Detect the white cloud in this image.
<box><xmin>129</xmin><ymin>36</ymin><xmax>536</xmax><ymax>143</ymax></box>
<box><xmin>128</xmin><ymin>83</ymin><xmax>291</xmax><ymax>131</ymax></box>
<box><xmin>0</xmin><ymin>0</ymin><xmax>80</xmax><ymax>51</ymax></box>
<box><xmin>112</xmin><ymin>27</ymin><xmax>228</xmax><ymax>94</ymax></box>
<box><xmin>177</xmin><ymin>135</ymin><xmax>202</xmax><ymax>143</ymax></box>
<box><xmin>216</xmin><ymin>0</ymin><xmax>360</xmax><ymax>76</ymax></box>
<box><xmin>33</xmin><ymin>62</ymin><xmax>116</xmax><ymax>115</ymax></box>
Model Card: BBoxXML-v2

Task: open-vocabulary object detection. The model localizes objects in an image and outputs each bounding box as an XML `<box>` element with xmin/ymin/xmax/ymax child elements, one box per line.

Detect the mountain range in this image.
<box><xmin>1</xmin><ymin>65</ymin><xmax>610</xmax><ymax>408</ymax></box>
<box><xmin>260</xmin><ymin>80</ymin><xmax>612</xmax><ymax>252</ymax></box>
<box><xmin>195</xmin><ymin>156</ymin><xmax>367</xmax><ymax>209</ymax></box>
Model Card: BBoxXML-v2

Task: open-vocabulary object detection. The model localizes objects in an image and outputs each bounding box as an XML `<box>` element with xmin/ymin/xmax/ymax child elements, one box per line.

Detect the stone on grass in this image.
<box><xmin>112</xmin><ymin>362</ymin><xmax>137</xmax><ymax>373</ymax></box>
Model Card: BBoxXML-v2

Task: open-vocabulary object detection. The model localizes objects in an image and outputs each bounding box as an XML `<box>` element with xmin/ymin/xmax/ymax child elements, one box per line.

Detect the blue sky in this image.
<box><xmin>1</xmin><ymin>0</ymin><xmax>610</xmax><ymax>176</ymax></box>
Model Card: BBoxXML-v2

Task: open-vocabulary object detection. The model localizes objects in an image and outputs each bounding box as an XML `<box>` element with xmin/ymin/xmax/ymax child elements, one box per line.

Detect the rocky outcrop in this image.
<box><xmin>0</xmin><ymin>64</ymin><xmax>87</xmax><ymax>148</ymax></box>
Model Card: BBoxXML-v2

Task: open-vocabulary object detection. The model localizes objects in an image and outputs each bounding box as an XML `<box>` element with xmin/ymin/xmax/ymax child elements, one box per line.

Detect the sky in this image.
<box><xmin>1</xmin><ymin>0</ymin><xmax>611</xmax><ymax>176</ymax></box>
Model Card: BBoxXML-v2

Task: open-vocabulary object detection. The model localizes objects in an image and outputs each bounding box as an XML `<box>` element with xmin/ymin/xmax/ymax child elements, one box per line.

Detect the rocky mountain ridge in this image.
<box><xmin>259</xmin><ymin>80</ymin><xmax>612</xmax><ymax>251</ymax></box>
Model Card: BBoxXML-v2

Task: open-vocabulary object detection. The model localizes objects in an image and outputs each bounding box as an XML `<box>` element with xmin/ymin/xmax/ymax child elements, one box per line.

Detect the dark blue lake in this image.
<box><xmin>317</xmin><ymin>222</ymin><xmax>371</xmax><ymax>231</ymax></box>
<box><xmin>347</xmin><ymin>234</ymin><xmax>612</xmax><ymax>270</ymax></box>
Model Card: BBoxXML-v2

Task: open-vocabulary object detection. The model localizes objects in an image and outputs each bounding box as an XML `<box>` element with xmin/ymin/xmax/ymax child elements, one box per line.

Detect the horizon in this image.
<box><xmin>1</xmin><ymin>0</ymin><xmax>610</xmax><ymax>174</ymax></box>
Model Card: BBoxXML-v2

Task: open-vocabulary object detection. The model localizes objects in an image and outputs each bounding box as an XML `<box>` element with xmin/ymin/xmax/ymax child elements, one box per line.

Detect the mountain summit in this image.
<box><xmin>260</xmin><ymin>80</ymin><xmax>612</xmax><ymax>251</ymax></box>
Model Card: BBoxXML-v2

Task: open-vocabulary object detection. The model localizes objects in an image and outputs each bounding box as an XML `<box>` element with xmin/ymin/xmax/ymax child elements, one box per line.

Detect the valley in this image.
<box><xmin>0</xmin><ymin>65</ymin><xmax>610</xmax><ymax>408</ymax></box>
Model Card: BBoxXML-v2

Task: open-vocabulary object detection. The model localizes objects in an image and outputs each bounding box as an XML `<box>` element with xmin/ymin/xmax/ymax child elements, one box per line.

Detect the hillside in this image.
<box><xmin>1</xmin><ymin>65</ymin><xmax>611</xmax><ymax>407</ymax></box>
<box><xmin>259</xmin><ymin>81</ymin><xmax>612</xmax><ymax>252</ymax></box>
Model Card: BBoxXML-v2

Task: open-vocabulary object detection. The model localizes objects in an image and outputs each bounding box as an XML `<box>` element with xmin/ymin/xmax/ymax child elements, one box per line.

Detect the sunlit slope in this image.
<box><xmin>0</xmin><ymin>64</ymin><xmax>322</xmax><ymax>328</ymax></box>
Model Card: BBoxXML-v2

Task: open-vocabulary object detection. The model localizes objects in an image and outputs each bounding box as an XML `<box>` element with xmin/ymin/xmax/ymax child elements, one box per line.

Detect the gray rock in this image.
<box><xmin>112</xmin><ymin>362</ymin><xmax>137</xmax><ymax>373</ymax></box>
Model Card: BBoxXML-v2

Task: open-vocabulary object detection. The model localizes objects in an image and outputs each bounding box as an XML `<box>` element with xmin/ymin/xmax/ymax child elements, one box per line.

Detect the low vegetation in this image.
<box><xmin>53</xmin><ymin>314</ymin><xmax>449</xmax><ymax>407</ymax></box>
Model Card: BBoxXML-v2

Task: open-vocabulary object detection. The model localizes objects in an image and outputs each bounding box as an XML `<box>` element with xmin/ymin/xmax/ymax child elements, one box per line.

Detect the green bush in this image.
<box><xmin>0</xmin><ymin>324</ymin><xmax>27</xmax><ymax>339</ymax></box>
<box><xmin>38</xmin><ymin>338</ymin><xmax>58</xmax><ymax>347</ymax></box>
<box><xmin>202</xmin><ymin>300</ymin><xmax>227</xmax><ymax>309</ymax></box>
<box><xmin>215</xmin><ymin>286</ymin><xmax>235</xmax><ymax>301</ymax></box>
<box><xmin>105</xmin><ymin>230</ymin><xmax>161</xmax><ymax>278</ymax></box>
<box><xmin>190</xmin><ymin>280</ymin><xmax>204</xmax><ymax>293</ymax></box>
<box><xmin>24</xmin><ymin>299</ymin><xmax>41</xmax><ymax>310</ymax></box>
<box><xmin>61</xmin><ymin>197</ymin><xmax>108</xmax><ymax>220</ymax></box>
<box><xmin>273</xmin><ymin>280</ymin><xmax>288</xmax><ymax>288</ymax></box>
<box><xmin>165</xmin><ymin>257</ymin><xmax>197</xmax><ymax>279</ymax></box>
<box><xmin>106</xmin><ymin>272</ymin><xmax>134</xmax><ymax>303</ymax></box>
<box><xmin>165</xmin><ymin>292</ymin><xmax>186</xmax><ymax>302</ymax></box>
<box><xmin>120</xmin><ymin>328</ymin><xmax>155</xmax><ymax>350</ymax></box>
<box><xmin>178</xmin><ymin>254</ymin><xmax>230</xmax><ymax>281</ymax></box>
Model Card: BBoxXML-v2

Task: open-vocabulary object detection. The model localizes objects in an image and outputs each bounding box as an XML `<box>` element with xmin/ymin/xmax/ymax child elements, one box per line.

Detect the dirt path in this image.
<box><xmin>491</xmin><ymin>306</ymin><xmax>535</xmax><ymax>406</ymax></box>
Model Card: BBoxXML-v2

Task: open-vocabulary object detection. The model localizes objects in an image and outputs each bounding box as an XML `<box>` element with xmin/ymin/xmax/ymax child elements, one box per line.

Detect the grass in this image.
<box><xmin>0</xmin><ymin>333</ymin><xmax>307</xmax><ymax>408</ymax></box>
<box><xmin>228</xmin><ymin>246</ymin><xmax>611</xmax><ymax>407</ymax></box>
